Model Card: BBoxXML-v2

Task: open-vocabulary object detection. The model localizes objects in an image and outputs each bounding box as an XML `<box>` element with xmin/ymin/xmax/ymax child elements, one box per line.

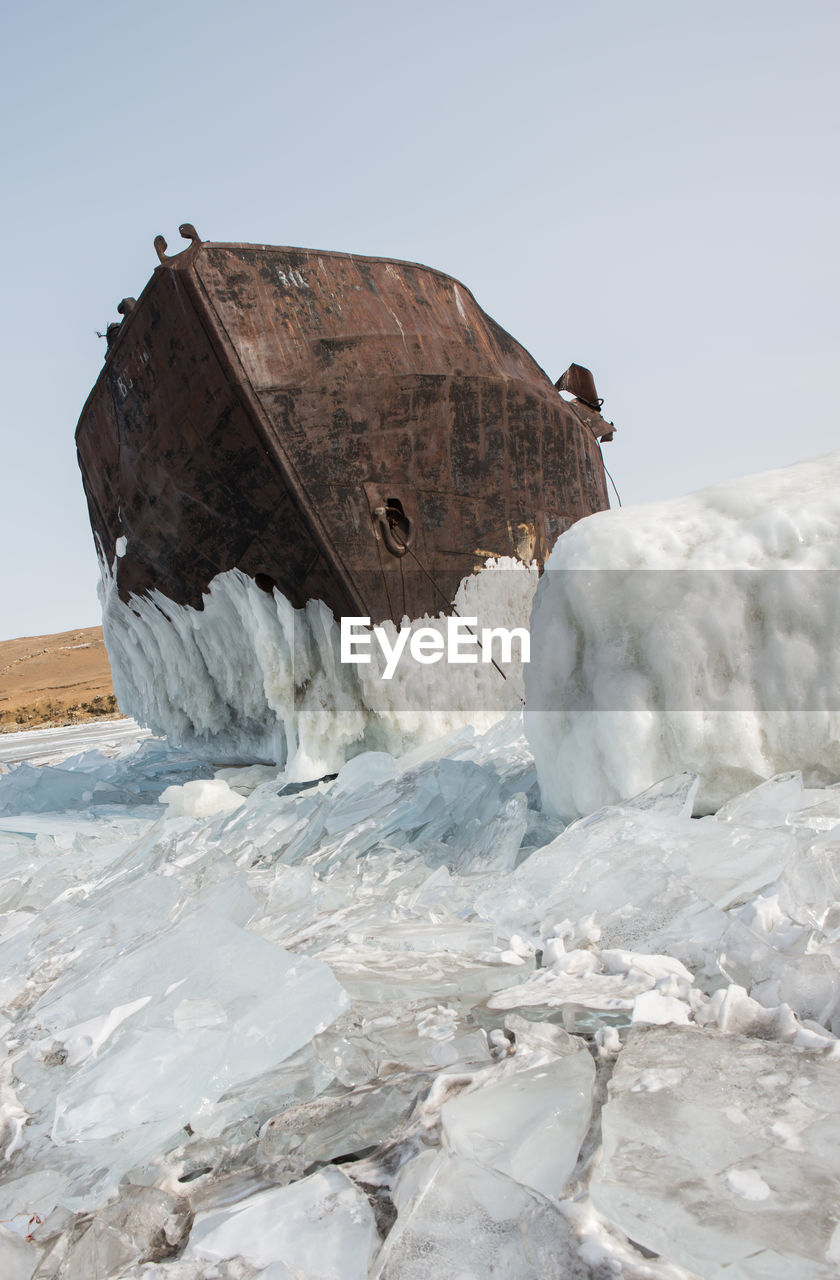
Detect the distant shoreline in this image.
<box><xmin>0</xmin><ymin>625</ymin><xmax>125</xmax><ymax>733</ymax></box>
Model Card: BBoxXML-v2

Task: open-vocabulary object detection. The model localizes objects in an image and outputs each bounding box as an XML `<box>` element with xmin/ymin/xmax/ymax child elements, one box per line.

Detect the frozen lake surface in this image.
<box><xmin>4</xmin><ymin>450</ymin><xmax>840</xmax><ymax>1276</ymax></box>
<box><xmin>1</xmin><ymin>714</ymin><xmax>840</xmax><ymax>1278</ymax></box>
<box><xmin>0</xmin><ymin>719</ymin><xmax>149</xmax><ymax>767</ymax></box>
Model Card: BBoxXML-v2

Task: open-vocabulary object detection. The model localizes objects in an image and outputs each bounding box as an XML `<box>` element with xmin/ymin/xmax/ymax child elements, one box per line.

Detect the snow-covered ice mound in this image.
<box><xmin>526</xmin><ymin>451</ymin><xmax>840</xmax><ymax>817</ymax></box>
<box><xmin>3</xmin><ymin>718</ymin><xmax>840</xmax><ymax>1276</ymax></box>
<box><xmin>100</xmin><ymin>558</ymin><xmax>536</xmax><ymax>778</ymax></box>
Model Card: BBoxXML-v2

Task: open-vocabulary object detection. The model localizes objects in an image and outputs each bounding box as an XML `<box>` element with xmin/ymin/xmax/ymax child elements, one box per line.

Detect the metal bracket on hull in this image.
<box><xmin>363</xmin><ymin>484</ymin><xmax>415</xmax><ymax>558</ymax></box>
<box><xmin>555</xmin><ymin>362</ymin><xmax>603</xmax><ymax>410</ymax></box>
<box><xmin>376</xmin><ymin>505</ymin><xmax>414</xmax><ymax>558</ymax></box>
<box><xmin>555</xmin><ymin>363</ymin><xmax>616</xmax><ymax>443</ymax></box>
<box><xmin>154</xmin><ymin>223</ymin><xmax>202</xmax><ymax>266</ymax></box>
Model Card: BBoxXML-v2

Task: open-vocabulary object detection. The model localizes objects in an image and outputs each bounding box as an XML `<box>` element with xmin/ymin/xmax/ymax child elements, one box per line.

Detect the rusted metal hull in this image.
<box><xmin>76</xmin><ymin>235</ymin><xmax>611</xmax><ymax>625</ymax></box>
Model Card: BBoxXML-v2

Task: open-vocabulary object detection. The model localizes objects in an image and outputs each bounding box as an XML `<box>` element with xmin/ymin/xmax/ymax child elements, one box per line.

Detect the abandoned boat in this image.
<box><xmin>76</xmin><ymin>224</ymin><xmax>615</xmax><ymax>627</ymax></box>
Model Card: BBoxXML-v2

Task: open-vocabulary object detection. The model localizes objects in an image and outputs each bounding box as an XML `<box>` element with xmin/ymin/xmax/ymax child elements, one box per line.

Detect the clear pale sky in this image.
<box><xmin>0</xmin><ymin>0</ymin><xmax>837</xmax><ymax>641</ymax></box>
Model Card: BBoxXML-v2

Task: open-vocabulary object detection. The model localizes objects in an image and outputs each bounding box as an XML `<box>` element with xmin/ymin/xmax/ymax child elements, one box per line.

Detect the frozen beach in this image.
<box><xmin>2</xmin><ymin>452</ymin><xmax>840</xmax><ymax>1277</ymax></box>
<box><xmin>1</xmin><ymin>710</ymin><xmax>840</xmax><ymax>1279</ymax></box>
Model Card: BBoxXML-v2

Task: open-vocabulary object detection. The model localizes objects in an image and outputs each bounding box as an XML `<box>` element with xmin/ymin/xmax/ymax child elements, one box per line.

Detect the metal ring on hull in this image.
<box><xmin>374</xmin><ymin>505</ymin><xmax>414</xmax><ymax>558</ymax></box>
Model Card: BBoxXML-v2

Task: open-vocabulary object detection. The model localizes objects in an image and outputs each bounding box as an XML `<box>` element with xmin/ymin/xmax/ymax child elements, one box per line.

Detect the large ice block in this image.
<box><xmin>440</xmin><ymin>1049</ymin><xmax>595</xmax><ymax>1198</ymax></box>
<box><xmin>44</xmin><ymin>914</ymin><xmax>345</xmax><ymax>1143</ymax></box>
<box><xmin>373</xmin><ymin>1151</ymin><xmax>594</xmax><ymax>1279</ymax></box>
<box><xmin>184</xmin><ymin>1167</ymin><xmax>377</xmax><ymax>1277</ymax></box>
<box><xmin>526</xmin><ymin>451</ymin><xmax>840</xmax><ymax>817</ymax></box>
<box><xmin>591</xmin><ymin>1024</ymin><xmax>840</xmax><ymax>1276</ymax></box>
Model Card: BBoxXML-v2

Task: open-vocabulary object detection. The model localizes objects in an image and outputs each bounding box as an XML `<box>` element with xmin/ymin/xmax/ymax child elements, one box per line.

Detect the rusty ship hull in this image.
<box><xmin>76</xmin><ymin>229</ymin><xmax>611</xmax><ymax>626</ymax></box>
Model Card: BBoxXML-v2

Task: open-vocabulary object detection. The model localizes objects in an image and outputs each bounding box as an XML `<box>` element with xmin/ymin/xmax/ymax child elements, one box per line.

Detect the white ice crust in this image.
<box><xmin>526</xmin><ymin>450</ymin><xmax>840</xmax><ymax>816</ymax></box>
<box><xmin>2</xmin><ymin>716</ymin><xmax>840</xmax><ymax>1274</ymax></box>
<box><xmin>4</xmin><ymin>449</ymin><xmax>840</xmax><ymax>1273</ymax></box>
<box><xmin>100</xmin><ymin>557</ymin><xmax>536</xmax><ymax>779</ymax></box>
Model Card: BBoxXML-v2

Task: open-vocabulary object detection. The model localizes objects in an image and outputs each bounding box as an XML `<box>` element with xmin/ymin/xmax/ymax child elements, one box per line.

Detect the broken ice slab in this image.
<box><xmin>214</xmin><ymin>763</ymin><xmax>282</xmax><ymax>795</ymax></box>
<box><xmin>0</xmin><ymin>738</ymin><xmax>213</xmax><ymax>817</ymax></box>
<box><xmin>0</xmin><ymin>761</ymin><xmax>118</xmax><ymax>815</ymax></box>
<box><xmin>714</xmin><ymin>771</ymin><xmax>805</xmax><ymax>828</ymax></box>
<box><xmin>110</xmin><ymin>1260</ymin><xmax>261</xmax><ymax>1279</ymax></box>
<box><xmin>257</xmin><ymin>1070</ymin><xmax>426</xmax><ymax>1182</ymax></box>
<box><xmin>0</xmin><ymin>1225</ymin><xmax>39</xmax><ymax>1280</ymax></box>
<box><xmin>487</xmin><ymin>949</ymin><xmax>696</xmax><ymax>1037</ymax></box>
<box><xmin>372</xmin><ymin>1150</ymin><xmax>594</xmax><ymax>1279</ymax></box>
<box><xmin>477</xmin><ymin>793</ymin><xmax>794</xmax><ymax>957</ymax></box>
<box><xmin>777</xmin><ymin>828</ymin><xmax>840</xmax><ymax>933</ymax></box>
<box><xmin>312</xmin><ymin>999</ymin><xmax>491</xmax><ymax>1082</ymax></box>
<box><xmin>184</xmin><ymin>1166</ymin><xmax>377</xmax><ymax>1277</ymax></box>
<box><xmin>591</xmin><ymin>1024</ymin><xmax>840</xmax><ymax>1278</ymax></box>
<box><xmin>252</xmin><ymin>750</ymin><xmax>529</xmax><ymax>876</ymax></box>
<box><xmin>33</xmin><ymin>1185</ymin><xmax>192</xmax><ymax>1279</ymax></box>
<box><xmin>718</xmin><ymin>913</ymin><xmax>840</xmax><ymax>1028</ymax></box>
<box><xmin>785</xmin><ymin>788</ymin><xmax>840</xmax><ymax>835</ymax></box>
<box><xmin>620</xmin><ymin>771</ymin><xmax>700</xmax><ymax>818</ymax></box>
<box><xmin>440</xmin><ymin>1048</ymin><xmax>595</xmax><ymax>1199</ymax></box>
<box><xmin>19</xmin><ymin>902</ymin><xmax>346</xmax><ymax>1154</ymax></box>
<box><xmin>116</xmin><ymin>1038</ymin><xmax>336</xmax><ymax>1197</ymax></box>
<box><xmin>316</xmin><ymin>939</ymin><xmax>530</xmax><ymax>1005</ymax></box>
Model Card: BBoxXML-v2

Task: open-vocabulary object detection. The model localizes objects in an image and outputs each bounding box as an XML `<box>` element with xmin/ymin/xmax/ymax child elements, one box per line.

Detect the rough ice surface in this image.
<box><xmin>526</xmin><ymin>450</ymin><xmax>840</xmax><ymax>817</ymax></box>
<box><xmin>440</xmin><ymin>1048</ymin><xmax>595</xmax><ymax>1198</ymax></box>
<box><xmin>185</xmin><ymin>1167</ymin><xmax>377</xmax><ymax>1276</ymax></box>
<box><xmin>591</xmin><ymin>1025</ymin><xmax>840</xmax><ymax>1278</ymax></box>
<box><xmin>2</xmin><ymin>708</ymin><xmax>840</xmax><ymax>1278</ymax></box>
<box><xmin>100</xmin><ymin>557</ymin><xmax>536</xmax><ymax>777</ymax></box>
<box><xmin>373</xmin><ymin>1151</ymin><xmax>592</xmax><ymax>1279</ymax></box>
<box><xmin>7</xmin><ymin>442</ymin><xmax>840</xmax><ymax>1280</ymax></box>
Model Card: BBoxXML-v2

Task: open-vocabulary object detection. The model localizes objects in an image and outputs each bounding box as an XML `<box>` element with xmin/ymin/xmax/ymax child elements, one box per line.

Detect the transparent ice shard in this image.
<box><xmin>440</xmin><ymin>1050</ymin><xmax>595</xmax><ymax>1198</ymax></box>
<box><xmin>251</xmin><ymin>748</ymin><xmax>528</xmax><ymax>878</ymax></box>
<box><xmin>118</xmin><ymin>1038</ymin><xmax>335</xmax><ymax>1193</ymax></box>
<box><xmin>682</xmin><ymin>819</ymin><xmax>796</xmax><ymax>910</ymax></box>
<box><xmin>0</xmin><ymin>739</ymin><xmax>213</xmax><ymax>817</ymax></box>
<box><xmin>0</xmin><ymin>1225</ymin><xmax>39</xmax><ymax>1280</ymax></box>
<box><xmin>714</xmin><ymin>771</ymin><xmax>804</xmax><ymax>828</ymax></box>
<box><xmin>477</xmin><ymin>803</ymin><xmax>736</xmax><ymax>958</ymax></box>
<box><xmin>20</xmin><ymin>906</ymin><xmax>345</xmax><ymax>1151</ymax></box>
<box><xmin>35</xmin><ymin>1185</ymin><xmax>192</xmax><ymax>1279</ymax></box>
<box><xmin>718</xmin><ymin>914</ymin><xmax>840</xmax><ymax>1029</ymax></box>
<box><xmin>257</xmin><ymin>1071</ymin><xmax>425</xmax><ymax>1182</ymax></box>
<box><xmin>373</xmin><ymin>1151</ymin><xmax>593</xmax><ymax>1279</ymax></box>
<box><xmin>591</xmin><ymin>1024</ymin><xmax>840</xmax><ymax>1277</ymax></box>
<box><xmin>311</xmin><ymin>1000</ymin><xmax>491</xmax><ymax>1081</ymax></box>
<box><xmin>479</xmin><ymin>789</ymin><xmax>800</xmax><ymax>968</ymax></box>
<box><xmin>786</xmin><ymin>788</ymin><xmax>840</xmax><ymax>835</ymax></box>
<box><xmin>777</xmin><ymin>829</ymin><xmax>840</xmax><ymax>933</ymax></box>
<box><xmin>621</xmin><ymin>772</ymin><xmax>700</xmax><ymax>818</ymax></box>
<box><xmin>0</xmin><ymin>762</ymin><xmax>120</xmax><ymax>816</ymax></box>
<box><xmin>184</xmin><ymin>1167</ymin><xmax>377</xmax><ymax>1277</ymax></box>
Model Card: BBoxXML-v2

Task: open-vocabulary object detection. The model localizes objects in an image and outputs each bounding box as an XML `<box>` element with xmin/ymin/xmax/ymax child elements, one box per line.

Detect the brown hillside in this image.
<box><xmin>0</xmin><ymin>626</ymin><xmax>124</xmax><ymax>733</ymax></box>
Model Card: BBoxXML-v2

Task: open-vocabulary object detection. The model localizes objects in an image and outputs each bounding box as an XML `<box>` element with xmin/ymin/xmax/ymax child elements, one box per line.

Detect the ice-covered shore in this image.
<box><xmin>103</xmin><ymin>452</ymin><xmax>840</xmax><ymax>820</ymax></box>
<box><xmin>2</xmin><ymin>717</ymin><xmax>840</xmax><ymax>1278</ymax></box>
<box><xmin>4</xmin><ymin>448</ymin><xmax>840</xmax><ymax>1276</ymax></box>
<box><xmin>100</xmin><ymin>558</ymin><xmax>536</xmax><ymax>779</ymax></box>
<box><xmin>527</xmin><ymin>450</ymin><xmax>840</xmax><ymax>817</ymax></box>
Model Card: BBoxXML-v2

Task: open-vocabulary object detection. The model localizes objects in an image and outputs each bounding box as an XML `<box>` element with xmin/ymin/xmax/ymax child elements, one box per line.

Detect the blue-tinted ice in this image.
<box><xmin>1</xmin><ymin>719</ymin><xmax>839</xmax><ymax>1277</ymax></box>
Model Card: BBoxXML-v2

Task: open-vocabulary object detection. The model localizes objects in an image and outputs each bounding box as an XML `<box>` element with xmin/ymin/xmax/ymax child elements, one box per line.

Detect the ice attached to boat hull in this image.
<box><xmin>100</xmin><ymin>557</ymin><xmax>536</xmax><ymax>778</ymax></box>
<box><xmin>526</xmin><ymin>451</ymin><xmax>840</xmax><ymax>817</ymax></box>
